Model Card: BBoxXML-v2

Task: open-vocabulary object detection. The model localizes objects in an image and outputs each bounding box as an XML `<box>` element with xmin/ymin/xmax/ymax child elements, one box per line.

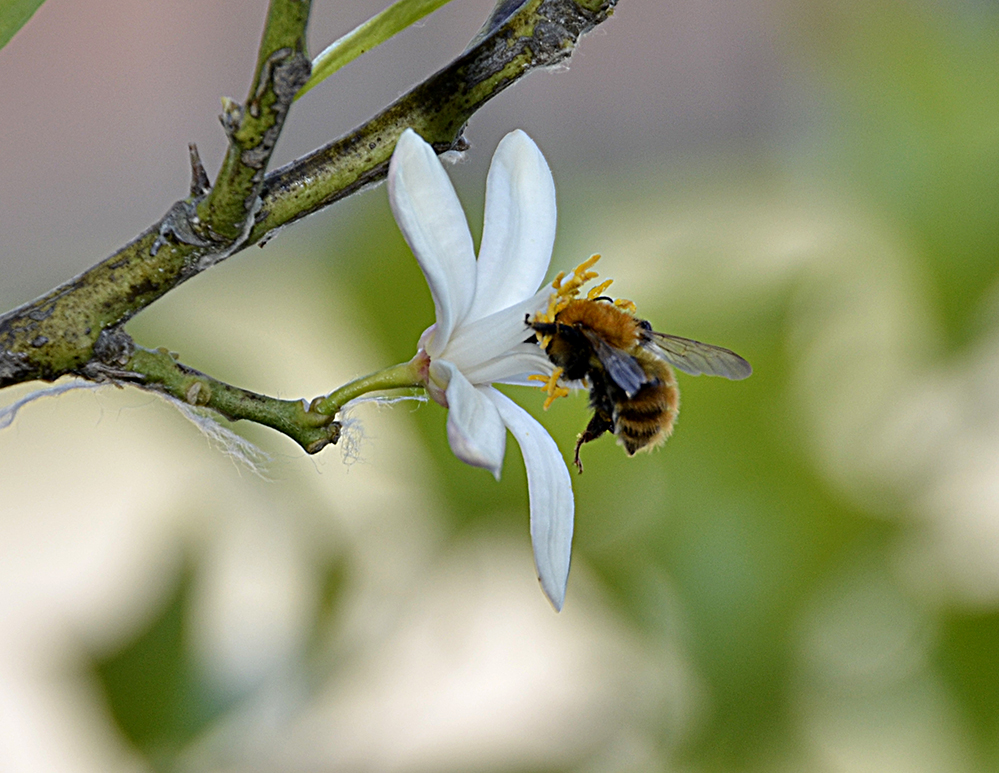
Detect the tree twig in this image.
<box><xmin>203</xmin><ymin>0</ymin><xmax>311</xmax><ymax>241</ymax></box>
<box><xmin>0</xmin><ymin>0</ymin><xmax>619</xmax><ymax>452</ymax></box>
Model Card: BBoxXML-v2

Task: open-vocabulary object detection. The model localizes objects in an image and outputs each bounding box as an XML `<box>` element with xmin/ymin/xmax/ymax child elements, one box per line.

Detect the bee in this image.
<box><xmin>529</xmin><ymin>297</ymin><xmax>751</xmax><ymax>473</ymax></box>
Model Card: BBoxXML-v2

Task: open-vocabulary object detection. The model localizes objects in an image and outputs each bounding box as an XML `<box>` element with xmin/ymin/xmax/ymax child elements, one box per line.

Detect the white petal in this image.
<box><xmin>487</xmin><ymin>389</ymin><xmax>574</xmax><ymax>611</ymax></box>
<box><xmin>461</xmin><ymin>344</ymin><xmax>552</xmax><ymax>386</ymax></box>
<box><xmin>432</xmin><ymin>361</ymin><xmax>507</xmax><ymax>479</ymax></box>
<box><xmin>467</xmin><ymin>130</ymin><xmax>557</xmax><ymax>322</ymax></box>
<box><xmin>389</xmin><ymin>129</ymin><xmax>477</xmax><ymax>357</ymax></box>
<box><xmin>442</xmin><ymin>286</ymin><xmax>550</xmax><ymax>372</ymax></box>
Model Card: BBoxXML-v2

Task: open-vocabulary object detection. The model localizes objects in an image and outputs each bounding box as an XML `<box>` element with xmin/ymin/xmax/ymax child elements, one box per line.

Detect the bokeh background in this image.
<box><xmin>3</xmin><ymin>0</ymin><xmax>999</xmax><ymax>770</ymax></box>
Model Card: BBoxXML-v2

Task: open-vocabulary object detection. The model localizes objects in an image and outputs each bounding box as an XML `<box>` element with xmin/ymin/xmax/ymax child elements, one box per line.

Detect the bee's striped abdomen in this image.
<box><xmin>612</xmin><ymin>369</ymin><xmax>678</xmax><ymax>455</ymax></box>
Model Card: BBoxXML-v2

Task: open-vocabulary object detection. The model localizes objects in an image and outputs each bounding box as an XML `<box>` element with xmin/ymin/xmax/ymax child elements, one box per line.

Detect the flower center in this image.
<box><xmin>527</xmin><ymin>254</ymin><xmax>638</xmax><ymax>408</ymax></box>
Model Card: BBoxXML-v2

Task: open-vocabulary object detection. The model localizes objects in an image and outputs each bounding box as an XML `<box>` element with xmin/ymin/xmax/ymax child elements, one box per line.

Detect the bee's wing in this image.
<box><xmin>580</xmin><ymin>329</ymin><xmax>648</xmax><ymax>398</ymax></box>
<box><xmin>645</xmin><ymin>332</ymin><xmax>752</xmax><ymax>380</ymax></box>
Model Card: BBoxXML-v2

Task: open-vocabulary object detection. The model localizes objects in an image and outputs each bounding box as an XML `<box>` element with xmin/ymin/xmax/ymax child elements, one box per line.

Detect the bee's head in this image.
<box><xmin>526</xmin><ymin>313</ymin><xmax>556</xmax><ymax>340</ymax></box>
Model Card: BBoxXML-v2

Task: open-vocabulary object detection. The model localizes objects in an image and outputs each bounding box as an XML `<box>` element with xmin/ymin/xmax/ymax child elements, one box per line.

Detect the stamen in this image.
<box><xmin>543</xmin><ymin>291</ymin><xmax>561</xmax><ymax>323</ymax></box>
<box><xmin>559</xmin><ymin>254</ymin><xmax>601</xmax><ymax>298</ymax></box>
<box><xmin>534</xmin><ymin>254</ymin><xmax>606</xmax><ymax>326</ymax></box>
<box><xmin>530</xmin><ymin>253</ymin><xmax>642</xmax><ymax>335</ymax></box>
<box><xmin>587</xmin><ymin>279</ymin><xmax>614</xmax><ymax>299</ymax></box>
<box><xmin>529</xmin><ymin>368</ymin><xmax>570</xmax><ymax>410</ymax></box>
<box><xmin>576</xmin><ymin>253</ymin><xmax>601</xmax><ymax>274</ymax></box>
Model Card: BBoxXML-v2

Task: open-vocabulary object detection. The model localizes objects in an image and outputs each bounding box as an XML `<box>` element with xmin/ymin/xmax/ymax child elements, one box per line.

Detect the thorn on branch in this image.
<box><xmin>188</xmin><ymin>143</ymin><xmax>212</xmax><ymax>196</ymax></box>
<box><xmin>151</xmin><ymin>200</ymin><xmax>214</xmax><ymax>256</ymax></box>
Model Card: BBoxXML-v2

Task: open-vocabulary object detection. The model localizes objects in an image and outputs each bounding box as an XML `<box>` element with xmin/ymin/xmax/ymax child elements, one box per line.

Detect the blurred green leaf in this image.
<box><xmin>297</xmin><ymin>0</ymin><xmax>455</xmax><ymax>101</ymax></box>
<box><xmin>305</xmin><ymin>553</ymin><xmax>349</xmax><ymax>661</ymax></box>
<box><xmin>577</xmin><ymin>325</ymin><xmax>888</xmax><ymax>768</ymax></box>
<box><xmin>937</xmin><ymin>611</ymin><xmax>999</xmax><ymax>769</ymax></box>
<box><xmin>92</xmin><ymin>564</ymin><xmax>235</xmax><ymax>768</ymax></box>
<box><xmin>793</xmin><ymin>0</ymin><xmax>999</xmax><ymax>346</ymax></box>
<box><xmin>0</xmin><ymin>0</ymin><xmax>45</xmax><ymax>51</ymax></box>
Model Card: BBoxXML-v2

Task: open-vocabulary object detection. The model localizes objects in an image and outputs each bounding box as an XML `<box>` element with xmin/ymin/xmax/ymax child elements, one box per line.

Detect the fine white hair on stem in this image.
<box><xmin>342</xmin><ymin>394</ymin><xmax>429</xmax><ymax>410</ymax></box>
<box><xmin>0</xmin><ymin>380</ymin><xmax>105</xmax><ymax>430</ymax></box>
<box><xmin>162</xmin><ymin>394</ymin><xmax>272</xmax><ymax>479</ymax></box>
<box><xmin>1</xmin><ymin>381</ymin><xmax>271</xmax><ymax>477</ymax></box>
<box><xmin>337</xmin><ymin>393</ymin><xmax>428</xmax><ymax>466</ymax></box>
<box><xmin>337</xmin><ymin>413</ymin><xmax>366</xmax><ymax>466</ymax></box>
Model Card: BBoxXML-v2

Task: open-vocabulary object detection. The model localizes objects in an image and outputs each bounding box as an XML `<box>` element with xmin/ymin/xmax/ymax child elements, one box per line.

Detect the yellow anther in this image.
<box><xmin>536</xmin><ymin>254</ymin><xmax>607</xmax><ymax>325</ymax></box>
<box><xmin>576</xmin><ymin>253</ymin><xmax>601</xmax><ymax>274</ymax></box>
<box><xmin>544</xmin><ymin>384</ymin><xmax>570</xmax><ymax>410</ymax></box>
<box><xmin>531</xmin><ymin>253</ymin><xmax>642</xmax><ymax>331</ymax></box>
<box><xmin>547</xmin><ymin>388</ymin><xmax>570</xmax><ymax>410</ymax></box>
<box><xmin>559</xmin><ymin>254</ymin><xmax>601</xmax><ymax>296</ymax></box>
<box><xmin>544</xmin><ymin>292</ymin><xmax>561</xmax><ymax>322</ymax></box>
<box><xmin>529</xmin><ymin>368</ymin><xmax>570</xmax><ymax>410</ymax></box>
<box><xmin>587</xmin><ymin>279</ymin><xmax>614</xmax><ymax>299</ymax></box>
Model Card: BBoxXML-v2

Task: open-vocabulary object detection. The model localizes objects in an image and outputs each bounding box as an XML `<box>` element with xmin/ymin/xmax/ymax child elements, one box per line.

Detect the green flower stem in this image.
<box><xmin>126</xmin><ymin>345</ymin><xmax>340</xmax><ymax>454</ymax></box>
<box><xmin>105</xmin><ymin>343</ymin><xmax>426</xmax><ymax>454</ymax></box>
<box><xmin>310</xmin><ymin>354</ymin><xmax>427</xmax><ymax>416</ymax></box>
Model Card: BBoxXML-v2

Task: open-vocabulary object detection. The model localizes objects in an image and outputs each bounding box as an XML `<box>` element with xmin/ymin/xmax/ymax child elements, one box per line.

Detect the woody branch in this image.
<box><xmin>0</xmin><ymin>0</ymin><xmax>619</xmax><ymax>454</ymax></box>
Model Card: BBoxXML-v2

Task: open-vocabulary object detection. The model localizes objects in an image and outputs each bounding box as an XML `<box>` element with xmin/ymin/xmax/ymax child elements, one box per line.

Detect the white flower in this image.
<box><xmin>388</xmin><ymin>128</ymin><xmax>574</xmax><ymax>610</ymax></box>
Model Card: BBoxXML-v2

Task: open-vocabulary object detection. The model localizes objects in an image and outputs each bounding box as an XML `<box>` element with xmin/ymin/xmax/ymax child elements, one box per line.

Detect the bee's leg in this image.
<box><xmin>573</xmin><ymin>410</ymin><xmax>613</xmax><ymax>474</ymax></box>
